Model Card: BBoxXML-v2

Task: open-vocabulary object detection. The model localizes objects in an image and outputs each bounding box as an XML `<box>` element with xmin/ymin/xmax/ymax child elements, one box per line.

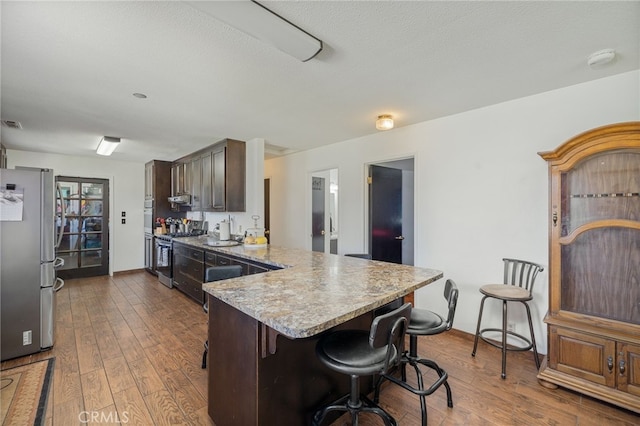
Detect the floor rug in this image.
<box><xmin>1</xmin><ymin>358</ymin><xmax>54</xmax><ymax>426</ymax></box>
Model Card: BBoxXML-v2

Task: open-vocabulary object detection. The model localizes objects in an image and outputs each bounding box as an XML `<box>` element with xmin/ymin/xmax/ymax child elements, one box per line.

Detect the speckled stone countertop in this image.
<box><xmin>175</xmin><ymin>236</ymin><xmax>443</xmax><ymax>339</ymax></box>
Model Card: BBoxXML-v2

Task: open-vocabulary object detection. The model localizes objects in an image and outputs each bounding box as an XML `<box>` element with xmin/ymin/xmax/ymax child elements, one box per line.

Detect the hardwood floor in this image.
<box><xmin>2</xmin><ymin>271</ymin><xmax>638</xmax><ymax>425</ymax></box>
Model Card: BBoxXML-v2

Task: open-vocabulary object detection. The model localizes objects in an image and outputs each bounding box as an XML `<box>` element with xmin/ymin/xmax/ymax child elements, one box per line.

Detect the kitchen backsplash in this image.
<box><xmin>186</xmin><ymin>211</ymin><xmax>264</xmax><ymax>236</ymax></box>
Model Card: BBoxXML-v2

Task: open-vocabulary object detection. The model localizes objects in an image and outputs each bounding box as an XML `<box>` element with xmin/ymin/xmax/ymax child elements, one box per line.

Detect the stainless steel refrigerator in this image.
<box><xmin>1</xmin><ymin>167</ymin><xmax>65</xmax><ymax>361</ymax></box>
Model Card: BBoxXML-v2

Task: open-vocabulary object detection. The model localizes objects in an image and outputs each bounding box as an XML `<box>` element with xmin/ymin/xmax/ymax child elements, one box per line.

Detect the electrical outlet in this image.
<box><xmin>507</xmin><ymin>322</ymin><xmax>516</xmax><ymax>333</ymax></box>
<box><xmin>23</xmin><ymin>330</ymin><xmax>32</xmax><ymax>345</ymax></box>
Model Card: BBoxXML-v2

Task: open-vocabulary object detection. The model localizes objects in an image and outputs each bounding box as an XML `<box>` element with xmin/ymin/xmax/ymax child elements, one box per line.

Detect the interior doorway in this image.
<box><xmin>368</xmin><ymin>159</ymin><xmax>414</xmax><ymax>265</ymax></box>
<box><xmin>310</xmin><ymin>169</ymin><xmax>338</xmax><ymax>254</ymax></box>
<box><xmin>264</xmin><ymin>178</ymin><xmax>271</xmax><ymax>243</ymax></box>
<box><xmin>55</xmin><ymin>176</ymin><xmax>110</xmax><ymax>279</ymax></box>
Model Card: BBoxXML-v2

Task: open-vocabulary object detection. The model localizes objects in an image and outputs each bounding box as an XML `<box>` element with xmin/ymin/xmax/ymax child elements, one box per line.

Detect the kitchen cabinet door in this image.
<box><xmin>172</xmin><ymin>162</ymin><xmax>187</xmax><ymax>196</ymax></box>
<box><xmin>191</xmin><ymin>158</ymin><xmax>201</xmax><ymax>210</ymax></box>
<box><xmin>549</xmin><ymin>326</ymin><xmax>616</xmax><ymax>387</ymax></box>
<box><xmin>144</xmin><ymin>162</ymin><xmax>153</xmax><ymax>200</ymax></box>
<box><xmin>144</xmin><ymin>234</ymin><xmax>154</xmax><ymax>273</ymax></box>
<box><xmin>212</xmin><ymin>147</ymin><xmax>226</xmax><ymax>211</ymax></box>
<box><xmin>201</xmin><ymin>152</ymin><xmax>213</xmax><ymax>210</ymax></box>
<box><xmin>618</xmin><ymin>343</ymin><xmax>640</xmax><ymax>397</ymax></box>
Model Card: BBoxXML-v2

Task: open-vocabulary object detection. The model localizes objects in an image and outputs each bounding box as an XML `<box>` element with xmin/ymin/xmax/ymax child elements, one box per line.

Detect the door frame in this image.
<box><xmin>363</xmin><ymin>156</ymin><xmax>415</xmax><ymax>265</ymax></box>
<box><xmin>55</xmin><ymin>176</ymin><xmax>111</xmax><ymax>278</ymax></box>
<box><xmin>307</xmin><ymin>167</ymin><xmax>339</xmax><ymax>253</ymax></box>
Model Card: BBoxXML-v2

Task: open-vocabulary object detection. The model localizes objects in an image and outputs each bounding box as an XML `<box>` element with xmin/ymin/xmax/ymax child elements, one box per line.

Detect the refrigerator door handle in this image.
<box><xmin>56</xmin><ymin>182</ymin><xmax>66</xmax><ymax>248</ymax></box>
<box><xmin>54</xmin><ymin>257</ymin><xmax>65</xmax><ymax>269</ymax></box>
<box><xmin>54</xmin><ymin>277</ymin><xmax>65</xmax><ymax>292</ymax></box>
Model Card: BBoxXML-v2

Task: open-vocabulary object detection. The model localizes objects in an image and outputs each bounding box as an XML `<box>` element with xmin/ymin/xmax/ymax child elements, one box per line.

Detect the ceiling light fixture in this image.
<box><xmin>132</xmin><ymin>93</ymin><xmax>147</xmax><ymax>99</ymax></box>
<box><xmin>96</xmin><ymin>136</ymin><xmax>121</xmax><ymax>156</ymax></box>
<box><xmin>376</xmin><ymin>115</ymin><xmax>394</xmax><ymax>131</ymax></box>
<box><xmin>185</xmin><ymin>0</ymin><xmax>323</xmax><ymax>62</ymax></box>
<box><xmin>587</xmin><ymin>48</ymin><xmax>616</xmax><ymax>68</ymax></box>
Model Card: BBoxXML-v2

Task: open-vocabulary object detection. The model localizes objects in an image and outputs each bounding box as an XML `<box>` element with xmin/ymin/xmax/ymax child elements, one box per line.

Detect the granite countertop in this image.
<box><xmin>176</xmin><ymin>236</ymin><xmax>443</xmax><ymax>339</ymax></box>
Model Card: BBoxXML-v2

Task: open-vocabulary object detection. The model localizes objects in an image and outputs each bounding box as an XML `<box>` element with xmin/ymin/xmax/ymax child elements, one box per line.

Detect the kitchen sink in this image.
<box><xmin>206</xmin><ymin>240</ymin><xmax>240</xmax><ymax>247</ymax></box>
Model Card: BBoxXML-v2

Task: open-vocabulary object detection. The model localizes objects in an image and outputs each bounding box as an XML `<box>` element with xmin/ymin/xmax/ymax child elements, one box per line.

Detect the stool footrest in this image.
<box><xmin>478</xmin><ymin>327</ymin><xmax>533</xmax><ymax>352</ymax></box>
<box><xmin>374</xmin><ymin>355</ymin><xmax>453</xmax><ymax>426</ymax></box>
<box><xmin>312</xmin><ymin>393</ymin><xmax>396</xmax><ymax>426</ymax></box>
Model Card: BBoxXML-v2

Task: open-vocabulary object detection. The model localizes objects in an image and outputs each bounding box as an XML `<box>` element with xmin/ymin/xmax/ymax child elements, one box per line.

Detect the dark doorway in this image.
<box><xmin>311</xmin><ymin>176</ymin><xmax>325</xmax><ymax>252</ymax></box>
<box><xmin>55</xmin><ymin>176</ymin><xmax>109</xmax><ymax>279</ymax></box>
<box><xmin>369</xmin><ymin>165</ymin><xmax>403</xmax><ymax>263</ymax></box>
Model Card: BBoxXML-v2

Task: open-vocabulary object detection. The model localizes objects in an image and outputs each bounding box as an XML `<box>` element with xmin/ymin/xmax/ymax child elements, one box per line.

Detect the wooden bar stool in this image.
<box><xmin>471</xmin><ymin>258</ymin><xmax>544</xmax><ymax>379</ymax></box>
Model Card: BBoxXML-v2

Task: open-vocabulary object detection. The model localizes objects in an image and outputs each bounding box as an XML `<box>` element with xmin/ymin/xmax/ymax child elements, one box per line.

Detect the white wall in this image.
<box><xmin>265</xmin><ymin>70</ymin><xmax>640</xmax><ymax>354</ymax></box>
<box><xmin>6</xmin><ymin>150</ymin><xmax>144</xmax><ymax>274</ymax></box>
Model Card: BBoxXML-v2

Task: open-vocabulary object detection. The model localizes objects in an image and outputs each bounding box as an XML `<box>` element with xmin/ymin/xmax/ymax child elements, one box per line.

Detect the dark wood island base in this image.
<box><xmin>207</xmin><ymin>296</ymin><xmax>377</xmax><ymax>426</ymax></box>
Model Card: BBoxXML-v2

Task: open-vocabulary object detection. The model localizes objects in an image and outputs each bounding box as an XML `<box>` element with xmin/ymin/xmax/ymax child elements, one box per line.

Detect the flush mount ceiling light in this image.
<box><xmin>185</xmin><ymin>0</ymin><xmax>323</xmax><ymax>62</ymax></box>
<box><xmin>587</xmin><ymin>48</ymin><xmax>616</xmax><ymax>68</ymax></box>
<box><xmin>376</xmin><ymin>115</ymin><xmax>394</xmax><ymax>131</ymax></box>
<box><xmin>96</xmin><ymin>136</ymin><xmax>121</xmax><ymax>156</ymax></box>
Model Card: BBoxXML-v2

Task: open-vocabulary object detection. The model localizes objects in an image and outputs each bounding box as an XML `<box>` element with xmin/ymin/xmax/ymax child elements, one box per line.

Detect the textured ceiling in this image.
<box><xmin>1</xmin><ymin>1</ymin><xmax>638</xmax><ymax>163</ymax></box>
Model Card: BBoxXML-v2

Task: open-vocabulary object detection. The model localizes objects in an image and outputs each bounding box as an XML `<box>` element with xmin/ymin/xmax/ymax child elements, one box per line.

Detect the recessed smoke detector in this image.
<box><xmin>587</xmin><ymin>48</ymin><xmax>616</xmax><ymax>68</ymax></box>
<box><xmin>1</xmin><ymin>120</ymin><xmax>23</xmax><ymax>129</ymax></box>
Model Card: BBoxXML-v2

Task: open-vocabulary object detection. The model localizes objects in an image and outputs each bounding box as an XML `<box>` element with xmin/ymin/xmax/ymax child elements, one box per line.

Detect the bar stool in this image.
<box><xmin>201</xmin><ymin>265</ymin><xmax>243</xmax><ymax>369</ymax></box>
<box><xmin>312</xmin><ymin>303</ymin><xmax>412</xmax><ymax>426</ymax></box>
<box><xmin>471</xmin><ymin>258</ymin><xmax>544</xmax><ymax>379</ymax></box>
<box><xmin>374</xmin><ymin>279</ymin><xmax>459</xmax><ymax>426</ymax></box>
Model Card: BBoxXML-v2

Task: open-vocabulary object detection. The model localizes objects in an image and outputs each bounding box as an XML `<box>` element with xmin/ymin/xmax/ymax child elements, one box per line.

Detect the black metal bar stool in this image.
<box><xmin>201</xmin><ymin>265</ymin><xmax>243</xmax><ymax>369</ymax></box>
<box><xmin>471</xmin><ymin>258</ymin><xmax>544</xmax><ymax>379</ymax></box>
<box><xmin>374</xmin><ymin>279</ymin><xmax>459</xmax><ymax>426</ymax></box>
<box><xmin>312</xmin><ymin>303</ymin><xmax>412</xmax><ymax>426</ymax></box>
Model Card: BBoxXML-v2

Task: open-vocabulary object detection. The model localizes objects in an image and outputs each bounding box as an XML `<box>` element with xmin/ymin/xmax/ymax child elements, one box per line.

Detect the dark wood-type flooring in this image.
<box><xmin>2</xmin><ymin>271</ymin><xmax>637</xmax><ymax>425</ymax></box>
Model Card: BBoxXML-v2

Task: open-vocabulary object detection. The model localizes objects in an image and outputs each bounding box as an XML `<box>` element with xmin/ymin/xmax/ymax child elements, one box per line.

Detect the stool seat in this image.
<box><xmin>407</xmin><ymin>309</ymin><xmax>446</xmax><ymax>335</ymax></box>
<box><xmin>317</xmin><ymin>330</ymin><xmax>398</xmax><ymax>375</ymax></box>
<box><xmin>312</xmin><ymin>303</ymin><xmax>411</xmax><ymax>426</ymax></box>
<box><xmin>479</xmin><ymin>284</ymin><xmax>531</xmax><ymax>301</ymax></box>
<box><xmin>472</xmin><ymin>258</ymin><xmax>543</xmax><ymax>379</ymax></box>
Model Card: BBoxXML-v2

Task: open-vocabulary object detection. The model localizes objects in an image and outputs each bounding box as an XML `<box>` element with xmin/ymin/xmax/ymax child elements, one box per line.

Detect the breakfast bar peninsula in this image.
<box><xmin>188</xmin><ymin>240</ymin><xmax>443</xmax><ymax>425</ymax></box>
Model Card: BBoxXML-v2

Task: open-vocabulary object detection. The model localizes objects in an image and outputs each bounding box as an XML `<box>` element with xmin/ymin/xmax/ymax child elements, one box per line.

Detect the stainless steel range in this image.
<box><xmin>155</xmin><ymin>234</ymin><xmax>173</xmax><ymax>287</ymax></box>
<box><xmin>154</xmin><ymin>229</ymin><xmax>205</xmax><ymax>288</ymax></box>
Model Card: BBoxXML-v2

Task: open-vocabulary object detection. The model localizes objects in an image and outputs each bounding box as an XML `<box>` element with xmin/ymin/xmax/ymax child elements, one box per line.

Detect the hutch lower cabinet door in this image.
<box><xmin>537</xmin><ymin>122</ymin><xmax>640</xmax><ymax>413</ymax></box>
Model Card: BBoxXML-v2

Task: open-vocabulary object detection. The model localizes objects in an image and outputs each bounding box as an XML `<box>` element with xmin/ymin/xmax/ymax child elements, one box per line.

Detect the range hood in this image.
<box><xmin>168</xmin><ymin>194</ymin><xmax>191</xmax><ymax>204</ymax></box>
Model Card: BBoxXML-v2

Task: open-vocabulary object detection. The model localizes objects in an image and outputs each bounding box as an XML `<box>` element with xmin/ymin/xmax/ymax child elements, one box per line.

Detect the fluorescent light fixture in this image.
<box><xmin>376</xmin><ymin>115</ymin><xmax>394</xmax><ymax>131</ymax></box>
<box><xmin>96</xmin><ymin>136</ymin><xmax>120</xmax><ymax>156</ymax></box>
<box><xmin>185</xmin><ymin>0</ymin><xmax>323</xmax><ymax>62</ymax></box>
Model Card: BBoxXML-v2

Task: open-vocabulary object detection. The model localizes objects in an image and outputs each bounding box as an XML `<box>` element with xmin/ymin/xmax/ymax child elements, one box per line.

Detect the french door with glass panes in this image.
<box><xmin>55</xmin><ymin>177</ymin><xmax>109</xmax><ymax>279</ymax></box>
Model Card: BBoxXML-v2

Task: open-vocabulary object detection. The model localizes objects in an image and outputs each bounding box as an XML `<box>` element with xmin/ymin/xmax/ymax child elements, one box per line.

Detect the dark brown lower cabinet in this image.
<box><xmin>207</xmin><ymin>297</ymin><xmax>375</xmax><ymax>426</ymax></box>
<box><xmin>172</xmin><ymin>243</ymin><xmax>205</xmax><ymax>304</ymax></box>
<box><xmin>174</xmin><ymin>243</ymin><xmax>282</xmax><ymax>304</ymax></box>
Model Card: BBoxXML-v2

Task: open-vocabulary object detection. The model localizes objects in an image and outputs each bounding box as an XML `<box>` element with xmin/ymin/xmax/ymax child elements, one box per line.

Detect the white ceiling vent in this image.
<box><xmin>2</xmin><ymin>120</ymin><xmax>23</xmax><ymax>129</ymax></box>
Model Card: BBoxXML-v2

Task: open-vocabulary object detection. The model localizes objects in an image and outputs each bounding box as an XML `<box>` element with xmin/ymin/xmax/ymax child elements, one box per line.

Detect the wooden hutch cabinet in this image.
<box><xmin>537</xmin><ymin>122</ymin><xmax>640</xmax><ymax>413</ymax></box>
